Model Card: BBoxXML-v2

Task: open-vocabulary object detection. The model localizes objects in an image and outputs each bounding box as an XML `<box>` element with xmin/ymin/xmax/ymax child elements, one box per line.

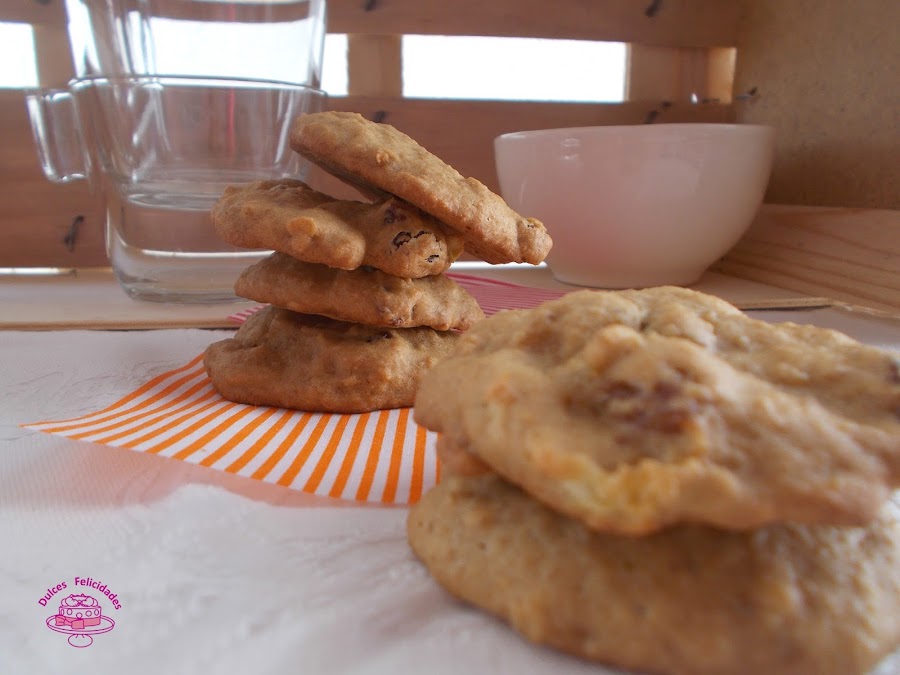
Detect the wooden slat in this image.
<box><xmin>627</xmin><ymin>45</ymin><xmax>735</xmax><ymax>103</ymax></box>
<box><xmin>6</xmin><ymin>0</ymin><xmax>738</xmax><ymax>46</ymax></box>
<box><xmin>6</xmin><ymin>0</ymin><xmax>739</xmax><ymax>47</ymax></box>
<box><xmin>329</xmin><ymin>0</ymin><xmax>739</xmax><ymax>47</ymax></box>
<box><xmin>706</xmin><ymin>47</ymin><xmax>737</xmax><ymax>103</ymax></box>
<box><xmin>0</xmin><ymin>1</ymin><xmax>68</xmax><ymax>28</ymax></box>
<box><xmin>0</xmin><ymin>90</ymin><xmax>105</xmax><ymax>268</ymax></box>
<box><xmin>627</xmin><ymin>45</ymin><xmax>708</xmax><ymax>102</ymax></box>
<box><xmin>32</xmin><ymin>24</ymin><xmax>75</xmax><ymax>87</ymax></box>
<box><xmin>713</xmin><ymin>205</ymin><xmax>900</xmax><ymax>313</ymax></box>
<box><xmin>347</xmin><ymin>35</ymin><xmax>402</xmax><ymax>96</ymax></box>
<box><xmin>0</xmin><ymin>184</ymin><xmax>105</xmax><ymax>268</ymax></box>
<box><xmin>628</xmin><ymin>46</ymin><xmax>693</xmax><ymax>101</ymax></box>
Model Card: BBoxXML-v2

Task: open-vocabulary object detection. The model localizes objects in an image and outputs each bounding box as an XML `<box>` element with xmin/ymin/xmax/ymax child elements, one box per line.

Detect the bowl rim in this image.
<box><xmin>495</xmin><ymin>122</ymin><xmax>775</xmax><ymax>143</ymax></box>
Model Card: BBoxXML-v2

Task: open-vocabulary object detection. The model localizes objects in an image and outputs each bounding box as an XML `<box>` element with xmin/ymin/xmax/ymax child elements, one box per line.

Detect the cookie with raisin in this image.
<box><xmin>415</xmin><ymin>287</ymin><xmax>900</xmax><ymax>534</ymax></box>
<box><xmin>212</xmin><ymin>179</ymin><xmax>463</xmax><ymax>279</ymax></box>
<box><xmin>235</xmin><ymin>253</ymin><xmax>484</xmax><ymax>331</ymax></box>
<box><xmin>290</xmin><ymin>111</ymin><xmax>552</xmax><ymax>265</ymax></box>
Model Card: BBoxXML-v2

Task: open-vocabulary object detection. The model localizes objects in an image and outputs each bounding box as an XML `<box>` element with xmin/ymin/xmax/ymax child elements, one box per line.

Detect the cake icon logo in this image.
<box><xmin>43</xmin><ymin>585</ymin><xmax>117</xmax><ymax>648</ymax></box>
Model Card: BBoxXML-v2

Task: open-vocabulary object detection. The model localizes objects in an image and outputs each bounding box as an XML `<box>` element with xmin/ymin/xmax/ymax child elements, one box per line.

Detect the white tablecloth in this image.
<box><xmin>1</xmin><ymin>308</ymin><xmax>898</xmax><ymax>675</ymax></box>
<box><xmin>0</xmin><ymin>329</ymin><xmax>608</xmax><ymax>675</ymax></box>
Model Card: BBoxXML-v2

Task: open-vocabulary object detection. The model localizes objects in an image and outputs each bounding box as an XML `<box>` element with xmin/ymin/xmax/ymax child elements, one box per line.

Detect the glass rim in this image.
<box><xmin>61</xmin><ymin>73</ymin><xmax>328</xmax><ymax>96</ymax></box>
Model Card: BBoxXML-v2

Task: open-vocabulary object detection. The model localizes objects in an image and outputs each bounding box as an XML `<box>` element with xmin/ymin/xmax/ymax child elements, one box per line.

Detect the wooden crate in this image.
<box><xmin>1</xmin><ymin>0</ymin><xmax>897</xmax><ymax>310</ymax></box>
<box><xmin>0</xmin><ymin>0</ymin><xmax>737</xmax><ymax>268</ymax></box>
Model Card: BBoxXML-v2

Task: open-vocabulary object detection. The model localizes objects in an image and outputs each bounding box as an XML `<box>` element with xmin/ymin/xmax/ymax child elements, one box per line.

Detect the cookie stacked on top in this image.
<box><xmin>203</xmin><ymin>112</ymin><xmax>552</xmax><ymax>413</ymax></box>
<box><xmin>409</xmin><ymin>287</ymin><xmax>900</xmax><ymax>675</ymax></box>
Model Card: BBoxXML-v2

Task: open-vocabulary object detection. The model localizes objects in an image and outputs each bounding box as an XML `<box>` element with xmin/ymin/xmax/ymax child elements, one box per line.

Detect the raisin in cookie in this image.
<box><xmin>235</xmin><ymin>253</ymin><xmax>484</xmax><ymax>331</ymax></box>
<box><xmin>408</xmin><ymin>474</ymin><xmax>900</xmax><ymax>675</ymax></box>
<box><xmin>415</xmin><ymin>287</ymin><xmax>900</xmax><ymax>534</ymax></box>
<box><xmin>290</xmin><ymin>111</ymin><xmax>552</xmax><ymax>265</ymax></box>
<box><xmin>212</xmin><ymin>179</ymin><xmax>463</xmax><ymax>279</ymax></box>
<box><xmin>205</xmin><ymin>306</ymin><xmax>461</xmax><ymax>413</ymax></box>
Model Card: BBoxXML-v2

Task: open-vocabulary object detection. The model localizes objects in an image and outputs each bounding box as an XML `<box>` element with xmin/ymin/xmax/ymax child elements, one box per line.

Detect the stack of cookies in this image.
<box><xmin>409</xmin><ymin>287</ymin><xmax>900</xmax><ymax>675</ymax></box>
<box><xmin>204</xmin><ymin>112</ymin><xmax>552</xmax><ymax>413</ymax></box>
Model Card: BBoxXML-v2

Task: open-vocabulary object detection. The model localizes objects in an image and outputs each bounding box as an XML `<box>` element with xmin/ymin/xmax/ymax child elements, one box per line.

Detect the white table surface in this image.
<box><xmin>1</xmin><ymin>272</ymin><xmax>898</xmax><ymax>675</ymax></box>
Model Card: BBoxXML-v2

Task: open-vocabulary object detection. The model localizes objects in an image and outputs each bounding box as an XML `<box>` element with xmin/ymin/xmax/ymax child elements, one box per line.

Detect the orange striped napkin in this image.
<box><xmin>25</xmin><ymin>275</ymin><xmax>572</xmax><ymax>505</ymax></box>
<box><xmin>25</xmin><ymin>355</ymin><xmax>436</xmax><ymax>504</ymax></box>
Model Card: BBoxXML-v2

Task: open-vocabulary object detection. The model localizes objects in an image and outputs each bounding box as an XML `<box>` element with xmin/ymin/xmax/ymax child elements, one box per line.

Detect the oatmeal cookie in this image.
<box><xmin>235</xmin><ymin>253</ymin><xmax>484</xmax><ymax>331</ymax></box>
<box><xmin>435</xmin><ymin>433</ymin><xmax>491</xmax><ymax>478</ymax></box>
<box><xmin>212</xmin><ymin>179</ymin><xmax>463</xmax><ymax>278</ymax></box>
<box><xmin>408</xmin><ymin>474</ymin><xmax>900</xmax><ymax>675</ymax></box>
<box><xmin>204</xmin><ymin>306</ymin><xmax>460</xmax><ymax>413</ymax></box>
<box><xmin>415</xmin><ymin>287</ymin><xmax>900</xmax><ymax>534</ymax></box>
<box><xmin>289</xmin><ymin>111</ymin><xmax>552</xmax><ymax>265</ymax></box>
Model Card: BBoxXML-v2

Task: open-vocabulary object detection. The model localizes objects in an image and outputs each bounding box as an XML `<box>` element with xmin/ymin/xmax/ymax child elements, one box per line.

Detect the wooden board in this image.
<box><xmin>32</xmin><ymin>23</ymin><xmax>76</xmax><ymax>87</ymax></box>
<box><xmin>626</xmin><ymin>45</ymin><xmax>736</xmax><ymax>103</ymax></box>
<box><xmin>0</xmin><ymin>89</ymin><xmax>106</xmax><ymax>268</ymax></box>
<box><xmin>347</xmin><ymin>35</ymin><xmax>402</xmax><ymax>97</ymax></box>
<box><xmin>0</xmin><ymin>268</ymin><xmax>254</xmax><ymax>330</ymax></box>
<box><xmin>713</xmin><ymin>205</ymin><xmax>900</xmax><ymax>313</ymax></box>
<box><xmin>328</xmin><ymin>0</ymin><xmax>739</xmax><ymax>47</ymax></box>
<box><xmin>2</xmin><ymin>0</ymin><xmax>739</xmax><ymax>46</ymax></box>
<box><xmin>0</xmin><ymin>1</ymin><xmax>68</xmax><ymax>28</ymax></box>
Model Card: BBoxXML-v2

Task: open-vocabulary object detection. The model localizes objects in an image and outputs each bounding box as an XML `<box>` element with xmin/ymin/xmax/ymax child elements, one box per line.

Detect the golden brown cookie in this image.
<box><xmin>234</xmin><ymin>252</ymin><xmax>484</xmax><ymax>331</ymax></box>
<box><xmin>289</xmin><ymin>111</ymin><xmax>552</xmax><ymax>265</ymax></box>
<box><xmin>435</xmin><ymin>433</ymin><xmax>492</xmax><ymax>478</ymax></box>
<box><xmin>415</xmin><ymin>287</ymin><xmax>900</xmax><ymax>534</ymax></box>
<box><xmin>408</xmin><ymin>474</ymin><xmax>900</xmax><ymax>675</ymax></box>
<box><xmin>212</xmin><ymin>179</ymin><xmax>464</xmax><ymax>278</ymax></box>
<box><xmin>204</xmin><ymin>306</ymin><xmax>460</xmax><ymax>413</ymax></box>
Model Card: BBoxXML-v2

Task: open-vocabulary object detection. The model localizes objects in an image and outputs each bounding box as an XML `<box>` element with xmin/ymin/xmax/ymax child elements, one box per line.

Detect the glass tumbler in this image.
<box><xmin>27</xmin><ymin>75</ymin><xmax>328</xmax><ymax>302</ymax></box>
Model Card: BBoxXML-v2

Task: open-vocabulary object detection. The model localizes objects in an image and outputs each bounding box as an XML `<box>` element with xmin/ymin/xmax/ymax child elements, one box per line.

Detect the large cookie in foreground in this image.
<box><xmin>289</xmin><ymin>111</ymin><xmax>552</xmax><ymax>265</ymax></box>
<box><xmin>408</xmin><ymin>474</ymin><xmax>900</xmax><ymax>675</ymax></box>
<box><xmin>415</xmin><ymin>287</ymin><xmax>900</xmax><ymax>534</ymax></box>
<box><xmin>204</xmin><ymin>306</ymin><xmax>460</xmax><ymax>413</ymax></box>
<box><xmin>235</xmin><ymin>253</ymin><xmax>484</xmax><ymax>331</ymax></box>
<box><xmin>212</xmin><ymin>179</ymin><xmax>463</xmax><ymax>278</ymax></box>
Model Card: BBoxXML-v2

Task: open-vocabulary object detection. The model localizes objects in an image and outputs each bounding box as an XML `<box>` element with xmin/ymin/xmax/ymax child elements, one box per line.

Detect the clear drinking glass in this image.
<box><xmin>26</xmin><ymin>75</ymin><xmax>327</xmax><ymax>302</ymax></box>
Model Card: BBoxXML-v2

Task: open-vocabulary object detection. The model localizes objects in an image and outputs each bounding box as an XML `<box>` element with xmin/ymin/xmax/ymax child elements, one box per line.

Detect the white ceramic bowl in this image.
<box><xmin>494</xmin><ymin>123</ymin><xmax>775</xmax><ymax>288</ymax></box>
